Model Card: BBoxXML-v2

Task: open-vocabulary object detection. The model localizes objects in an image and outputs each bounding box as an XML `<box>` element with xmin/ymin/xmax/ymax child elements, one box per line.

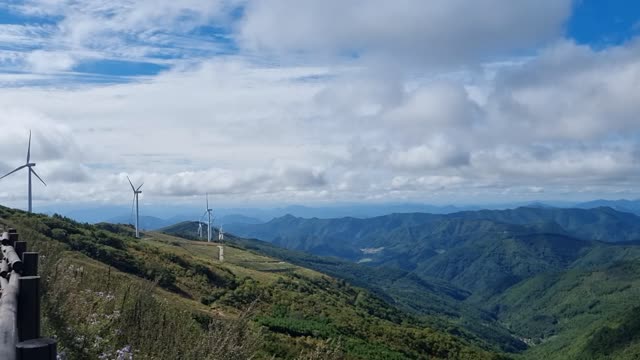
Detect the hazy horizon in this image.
<box><xmin>17</xmin><ymin>197</ymin><xmax>638</xmax><ymax>226</ymax></box>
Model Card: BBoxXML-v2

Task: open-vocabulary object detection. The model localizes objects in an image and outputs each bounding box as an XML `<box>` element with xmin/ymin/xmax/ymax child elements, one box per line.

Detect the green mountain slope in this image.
<box><xmin>161</xmin><ymin>221</ymin><xmax>527</xmax><ymax>353</ymax></box>
<box><xmin>418</xmin><ymin>232</ymin><xmax>593</xmax><ymax>300</ymax></box>
<box><xmin>448</xmin><ymin>207</ymin><xmax>640</xmax><ymax>243</ymax></box>
<box><xmin>224</xmin><ymin>207</ymin><xmax>640</xmax><ymax>359</ymax></box>
<box><xmin>0</xmin><ymin>205</ymin><xmax>505</xmax><ymax>360</ymax></box>
<box><xmin>489</xmin><ymin>249</ymin><xmax>640</xmax><ymax>359</ymax></box>
<box><xmin>226</xmin><ymin>208</ymin><xmax>640</xmax><ymax>261</ymax></box>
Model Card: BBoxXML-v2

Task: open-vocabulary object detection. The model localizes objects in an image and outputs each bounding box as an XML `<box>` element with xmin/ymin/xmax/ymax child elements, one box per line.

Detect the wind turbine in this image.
<box><xmin>200</xmin><ymin>194</ymin><xmax>213</xmax><ymax>242</ymax></box>
<box><xmin>0</xmin><ymin>131</ymin><xmax>46</xmax><ymax>213</ymax></box>
<box><xmin>127</xmin><ymin>176</ymin><xmax>143</xmax><ymax>238</ymax></box>
<box><xmin>218</xmin><ymin>223</ymin><xmax>224</xmax><ymax>241</ymax></box>
<box><xmin>197</xmin><ymin>210</ymin><xmax>208</xmax><ymax>240</ymax></box>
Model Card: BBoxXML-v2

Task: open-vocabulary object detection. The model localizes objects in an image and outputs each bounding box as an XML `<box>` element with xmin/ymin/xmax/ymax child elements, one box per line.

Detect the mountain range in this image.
<box><xmin>9</xmin><ymin>202</ymin><xmax>640</xmax><ymax>359</ymax></box>
<box><xmin>219</xmin><ymin>206</ymin><xmax>640</xmax><ymax>359</ymax></box>
<box><xmin>41</xmin><ymin>199</ymin><xmax>640</xmax><ymax>229</ymax></box>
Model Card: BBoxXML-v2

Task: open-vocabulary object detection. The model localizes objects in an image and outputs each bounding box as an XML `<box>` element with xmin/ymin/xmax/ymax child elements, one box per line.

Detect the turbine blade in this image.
<box><xmin>26</xmin><ymin>130</ymin><xmax>31</xmax><ymax>163</ymax></box>
<box><xmin>126</xmin><ymin>176</ymin><xmax>135</xmax><ymax>192</ymax></box>
<box><xmin>30</xmin><ymin>168</ymin><xmax>47</xmax><ymax>186</ymax></box>
<box><xmin>137</xmin><ymin>183</ymin><xmax>144</xmax><ymax>191</ymax></box>
<box><xmin>0</xmin><ymin>165</ymin><xmax>28</xmax><ymax>180</ymax></box>
<box><xmin>206</xmin><ymin>193</ymin><xmax>209</xmax><ymax>209</ymax></box>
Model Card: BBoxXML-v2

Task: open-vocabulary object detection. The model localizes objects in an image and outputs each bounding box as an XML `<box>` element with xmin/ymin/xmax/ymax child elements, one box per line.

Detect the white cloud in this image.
<box><xmin>239</xmin><ymin>0</ymin><xmax>573</xmax><ymax>67</ymax></box>
<box><xmin>388</xmin><ymin>139</ymin><xmax>470</xmax><ymax>170</ymax></box>
<box><xmin>486</xmin><ymin>40</ymin><xmax>640</xmax><ymax>142</ymax></box>
<box><xmin>2</xmin><ymin>1</ymin><xmax>640</xmax><ymax>210</ymax></box>
<box><xmin>26</xmin><ymin>50</ymin><xmax>76</xmax><ymax>73</ymax></box>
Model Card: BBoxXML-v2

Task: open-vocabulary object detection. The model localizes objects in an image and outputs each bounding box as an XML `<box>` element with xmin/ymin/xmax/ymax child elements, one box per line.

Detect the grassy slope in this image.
<box><xmin>0</xmin><ymin>206</ymin><xmax>503</xmax><ymax>360</ymax></box>
<box><xmin>162</xmin><ymin>221</ymin><xmax>527</xmax><ymax>354</ymax></box>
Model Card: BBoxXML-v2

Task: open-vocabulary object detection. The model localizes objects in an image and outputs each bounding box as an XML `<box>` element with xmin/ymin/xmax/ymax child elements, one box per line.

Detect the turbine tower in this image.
<box><xmin>197</xmin><ymin>221</ymin><xmax>203</xmax><ymax>239</ymax></box>
<box><xmin>0</xmin><ymin>131</ymin><xmax>46</xmax><ymax>213</ymax></box>
<box><xmin>218</xmin><ymin>223</ymin><xmax>224</xmax><ymax>241</ymax></box>
<box><xmin>201</xmin><ymin>194</ymin><xmax>214</xmax><ymax>242</ymax></box>
<box><xmin>127</xmin><ymin>176</ymin><xmax>143</xmax><ymax>238</ymax></box>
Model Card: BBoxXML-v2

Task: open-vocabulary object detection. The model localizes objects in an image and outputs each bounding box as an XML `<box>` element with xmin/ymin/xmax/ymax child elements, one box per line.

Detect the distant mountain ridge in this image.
<box><xmin>43</xmin><ymin>199</ymin><xmax>640</xmax><ymax>226</ymax></box>
<box><xmin>225</xmin><ymin>207</ymin><xmax>640</xmax><ymax>261</ymax></box>
<box><xmin>575</xmin><ymin>199</ymin><xmax>640</xmax><ymax>215</ymax></box>
<box><xmin>106</xmin><ymin>214</ymin><xmax>263</xmax><ymax>230</ymax></box>
<box><xmin>106</xmin><ymin>214</ymin><xmax>173</xmax><ymax>230</ymax></box>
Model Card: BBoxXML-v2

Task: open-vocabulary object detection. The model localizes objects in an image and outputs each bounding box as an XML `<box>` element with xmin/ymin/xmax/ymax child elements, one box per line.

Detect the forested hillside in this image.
<box><xmin>222</xmin><ymin>207</ymin><xmax>640</xmax><ymax>359</ymax></box>
<box><xmin>0</xmin><ymin>205</ymin><xmax>504</xmax><ymax>360</ymax></box>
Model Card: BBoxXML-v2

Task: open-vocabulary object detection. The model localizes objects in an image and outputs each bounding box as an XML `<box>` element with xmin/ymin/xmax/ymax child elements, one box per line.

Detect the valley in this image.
<box><xmin>220</xmin><ymin>206</ymin><xmax>640</xmax><ymax>359</ymax></box>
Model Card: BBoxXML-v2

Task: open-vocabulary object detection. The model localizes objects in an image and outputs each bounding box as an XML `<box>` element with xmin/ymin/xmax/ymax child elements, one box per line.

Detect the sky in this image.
<box><xmin>0</xmin><ymin>0</ymin><xmax>639</xmax><ymax>212</ymax></box>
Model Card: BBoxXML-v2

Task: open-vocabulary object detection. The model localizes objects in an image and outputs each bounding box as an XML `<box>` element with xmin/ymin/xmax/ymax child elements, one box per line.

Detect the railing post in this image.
<box><xmin>22</xmin><ymin>253</ymin><xmax>38</xmax><ymax>278</ymax></box>
<box><xmin>16</xmin><ymin>338</ymin><xmax>56</xmax><ymax>360</ymax></box>
<box><xmin>7</xmin><ymin>229</ymin><xmax>17</xmax><ymax>248</ymax></box>
<box><xmin>0</xmin><ymin>231</ymin><xmax>56</xmax><ymax>360</ymax></box>
<box><xmin>13</xmin><ymin>242</ymin><xmax>26</xmax><ymax>261</ymax></box>
<box><xmin>17</xmin><ymin>276</ymin><xmax>40</xmax><ymax>342</ymax></box>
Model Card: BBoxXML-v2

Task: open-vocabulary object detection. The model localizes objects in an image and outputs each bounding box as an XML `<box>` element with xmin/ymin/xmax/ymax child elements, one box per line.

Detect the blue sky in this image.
<box><xmin>568</xmin><ymin>0</ymin><xmax>640</xmax><ymax>47</ymax></box>
<box><xmin>0</xmin><ymin>0</ymin><xmax>637</xmax><ymax>79</ymax></box>
<box><xmin>0</xmin><ymin>0</ymin><xmax>639</xmax><ymax>211</ymax></box>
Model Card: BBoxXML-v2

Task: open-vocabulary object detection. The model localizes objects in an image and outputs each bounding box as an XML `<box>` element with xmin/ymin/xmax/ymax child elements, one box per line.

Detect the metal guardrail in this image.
<box><xmin>0</xmin><ymin>229</ymin><xmax>57</xmax><ymax>360</ymax></box>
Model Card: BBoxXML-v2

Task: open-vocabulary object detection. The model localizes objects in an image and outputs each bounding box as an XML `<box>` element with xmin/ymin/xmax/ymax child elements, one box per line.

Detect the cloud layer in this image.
<box><xmin>0</xmin><ymin>0</ymin><xmax>639</xmax><ymax>210</ymax></box>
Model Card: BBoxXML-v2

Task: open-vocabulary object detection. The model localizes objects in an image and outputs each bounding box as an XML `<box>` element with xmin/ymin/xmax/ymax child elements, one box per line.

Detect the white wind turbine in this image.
<box><xmin>200</xmin><ymin>194</ymin><xmax>214</xmax><ymax>242</ymax></box>
<box><xmin>197</xmin><ymin>221</ymin><xmax>203</xmax><ymax>239</ymax></box>
<box><xmin>218</xmin><ymin>222</ymin><xmax>224</xmax><ymax>241</ymax></box>
<box><xmin>0</xmin><ymin>131</ymin><xmax>46</xmax><ymax>213</ymax></box>
<box><xmin>127</xmin><ymin>176</ymin><xmax>143</xmax><ymax>238</ymax></box>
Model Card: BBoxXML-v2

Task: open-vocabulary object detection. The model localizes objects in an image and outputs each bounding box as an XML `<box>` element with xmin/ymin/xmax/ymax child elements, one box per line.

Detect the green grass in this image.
<box><xmin>0</xmin><ymin>206</ymin><xmax>501</xmax><ymax>360</ymax></box>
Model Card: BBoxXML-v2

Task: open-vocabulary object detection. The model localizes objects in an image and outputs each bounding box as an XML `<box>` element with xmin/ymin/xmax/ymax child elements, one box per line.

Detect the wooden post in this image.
<box><xmin>22</xmin><ymin>253</ymin><xmax>38</xmax><ymax>277</ymax></box>
<box><xmin>16</xmin><ymin>338</ymin><xmax>57</xmax><ymax>360</ymax></box>
<box><xmin>7</xmin><ymin>230</ymin><xmax>17</xmax><ymax>248</ymax></box>
<box><xmin>18</xmin><ymin>276</ymin><xmax>40</xmax><ymax>342</ymax></box>
<box><xmin>14</xmin><ymin>242</ymin><xmax>26</xmax><ymax>261</ymax></box>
